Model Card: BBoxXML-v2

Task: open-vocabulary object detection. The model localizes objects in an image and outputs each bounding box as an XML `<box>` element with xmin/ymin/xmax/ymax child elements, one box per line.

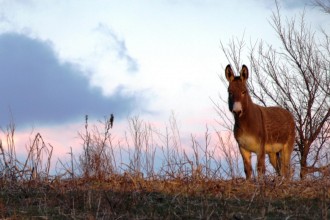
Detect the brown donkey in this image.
<box><xmin>225</xmin><ymin>64</ymin><xmax>295</xmax><ymax>179</ymax></box>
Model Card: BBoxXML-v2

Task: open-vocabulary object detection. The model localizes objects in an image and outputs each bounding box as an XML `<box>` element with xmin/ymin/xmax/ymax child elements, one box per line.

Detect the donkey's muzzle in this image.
<box><xmin>232</xmin><ymin>102</ymin><xmax>243</xmax><ymax>117</ymax></box>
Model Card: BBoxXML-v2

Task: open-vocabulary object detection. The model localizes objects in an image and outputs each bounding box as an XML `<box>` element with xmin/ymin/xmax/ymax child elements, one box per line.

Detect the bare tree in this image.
<box><xmin>314</xmin><ymin>0</ymin><xmax>330</xmax><ymax>13</ymax></box>
<box><xmin>219</xmin><ymin>3</ymin><xmax>330</xmax><ymax>179</ymax></box>
<box><xmin>313</xmin><ymin>1</ymin><xmax>330</xmax><ymax>97</ymax></box>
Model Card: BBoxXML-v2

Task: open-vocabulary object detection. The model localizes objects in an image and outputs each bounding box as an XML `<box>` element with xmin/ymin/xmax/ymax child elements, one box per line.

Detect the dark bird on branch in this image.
<box><xmin>110</xmin><ymin>114</ymin><xmax>114</xmax><ymax>128</ymax></box>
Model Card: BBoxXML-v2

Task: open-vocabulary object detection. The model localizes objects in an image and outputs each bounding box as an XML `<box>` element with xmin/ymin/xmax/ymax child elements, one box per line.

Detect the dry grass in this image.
<box><xmin>0</xmin><ymin>115</ymin><xmax>329</xmax><ymax>219</ymax></box>
<box><xmin>1</xmin><ymin>176</ymin><xmax>329</xmax><ymax>219</ymax></box>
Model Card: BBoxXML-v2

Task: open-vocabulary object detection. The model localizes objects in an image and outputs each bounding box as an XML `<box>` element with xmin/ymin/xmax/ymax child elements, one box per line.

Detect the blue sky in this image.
<box><xmin>0</xmin><ymin>0</ymin><xmax>328</xmax><ymax>159</ymax></box>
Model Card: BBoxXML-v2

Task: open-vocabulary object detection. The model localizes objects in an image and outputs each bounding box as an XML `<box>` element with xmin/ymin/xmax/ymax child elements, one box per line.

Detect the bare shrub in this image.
<box><xmin>78</xmin><ymin>115</ymin><xmax>118</xmax><ymax>180</ymax></box>
<box><xmin>122</xmin><ymin>116</ymin><xmax>157</xmax><ymax>179</ymax></box>
<box><xmin>0</xmin><ymin>122</ymin><xmax>53</xmax><ymax>182</ymax></box>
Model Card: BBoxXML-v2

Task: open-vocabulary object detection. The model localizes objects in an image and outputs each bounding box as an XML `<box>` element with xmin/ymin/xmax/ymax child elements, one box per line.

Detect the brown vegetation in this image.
<box><xmin>1</xmin><ymin>175</ymin><xmax>329</xmax><ymax>219</ymax></box>
<box><xmin>0</xmin><ymin>116</ymin><xmax>329</xmax><ymax>219</ymax></box>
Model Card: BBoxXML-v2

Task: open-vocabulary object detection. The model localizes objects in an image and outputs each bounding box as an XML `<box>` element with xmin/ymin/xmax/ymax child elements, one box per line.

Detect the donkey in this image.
<box><xmin>225</xmin><ymin>64</ymin><xmax>295</xmax><ymax>179</ymax></box>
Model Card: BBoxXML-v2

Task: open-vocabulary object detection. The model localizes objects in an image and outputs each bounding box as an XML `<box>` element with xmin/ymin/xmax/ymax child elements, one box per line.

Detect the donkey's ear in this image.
<box><xmin>240</xmin><ymin>65</ymin><xmax>249</xmax><ymax>81</ymax></box>
<box><xmin>225</xmin><ymin>64</ymin><xmax>235</xmax><ymax>82</ymax></box>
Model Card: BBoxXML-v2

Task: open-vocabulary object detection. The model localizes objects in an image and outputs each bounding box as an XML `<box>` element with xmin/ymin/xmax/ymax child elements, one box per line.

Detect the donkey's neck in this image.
<box><xmin>234</xmin><ymin>96</ymin><xmax>260</xmax><ymax>129</ymax></box>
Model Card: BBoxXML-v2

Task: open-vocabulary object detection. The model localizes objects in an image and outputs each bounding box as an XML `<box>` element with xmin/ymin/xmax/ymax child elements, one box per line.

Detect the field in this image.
<box><xmin>0</xmin><ymin>116</ymin><xmax>329</xmax><ymax>219</ymax></box>
<box><xmin>1</xmin><ymin>176</ymin><xmax>329</xmax><ymax>219</ymax></box>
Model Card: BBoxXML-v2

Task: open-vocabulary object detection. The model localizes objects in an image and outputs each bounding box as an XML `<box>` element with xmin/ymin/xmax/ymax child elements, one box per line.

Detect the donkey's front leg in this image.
<box><xmin>257</xmin><ymin>147</ymin><xmax>266</xmax><ymax>178</ymax></box>
<box><xmin>239</xmin><ymin>147</ymin><xmax>252</xmax><ymax>180</ymax></box>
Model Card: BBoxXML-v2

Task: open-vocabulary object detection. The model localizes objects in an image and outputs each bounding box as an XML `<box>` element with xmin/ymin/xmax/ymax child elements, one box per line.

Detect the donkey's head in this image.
<box><xmin>225</xmin><ymin>64</ymin><xmax>249</xmax><ymax>118</ymax></box>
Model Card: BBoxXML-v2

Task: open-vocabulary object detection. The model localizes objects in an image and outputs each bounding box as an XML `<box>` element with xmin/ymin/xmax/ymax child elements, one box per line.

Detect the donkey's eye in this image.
<box><xmin>241</xmin><ymin>91</ymin><xmax>246</xmax><ymax>95</ymax></box>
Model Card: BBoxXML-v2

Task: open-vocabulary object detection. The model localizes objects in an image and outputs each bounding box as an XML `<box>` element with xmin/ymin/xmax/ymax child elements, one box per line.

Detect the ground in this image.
<box><xmin>1</xmin><ymin>176</ymin><xmax>329</xmax><ymax>219</ymax></box>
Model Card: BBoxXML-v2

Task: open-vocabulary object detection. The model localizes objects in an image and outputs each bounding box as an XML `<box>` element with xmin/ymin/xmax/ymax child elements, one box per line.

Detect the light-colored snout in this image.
<box><xmin>232</xmin><ymin>102</ymin><xmax>242</xmax><ymax>117</ymax></box>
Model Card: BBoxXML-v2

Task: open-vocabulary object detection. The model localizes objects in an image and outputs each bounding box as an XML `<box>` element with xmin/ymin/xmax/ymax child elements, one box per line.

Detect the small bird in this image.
<box><xmin>110</xmin><ymin>114</ymin><xmax>114</xmax><ymax>128</ymax></box>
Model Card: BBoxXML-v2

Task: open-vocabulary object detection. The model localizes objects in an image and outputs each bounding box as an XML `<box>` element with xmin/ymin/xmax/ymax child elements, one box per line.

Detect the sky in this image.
<box><xmin>0</xmin><ymin>0</ymin><xmax>328</xmax><ymax>172</ymax></box>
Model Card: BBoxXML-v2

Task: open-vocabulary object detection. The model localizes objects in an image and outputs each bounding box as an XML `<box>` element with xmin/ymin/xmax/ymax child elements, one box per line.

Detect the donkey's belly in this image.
<box><xmin>237</xmin><ymin>134</ymin><xmax>283</xmax><ymax>154</ymax></box>
<box><xmin>237</xmin><ymin>134</ymin><xmax>262</xmax><ymax>153</ymax></box>
<box><xmin>265</xmin><ymin>143</ymin><xmax>283</xmax><ymax>153</ymax></box>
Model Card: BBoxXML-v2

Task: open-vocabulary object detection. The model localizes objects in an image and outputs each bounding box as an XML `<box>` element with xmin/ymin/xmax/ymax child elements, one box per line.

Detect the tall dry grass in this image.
<box><xmin>0</xmin><ymin>115</ymin><xmax>329</xmax><ymax>219</ymax></box>
<box><xmin>0</xmin><ymin>122</ymin><xmax>53</xmax><ymax>182</ymax></box>
<box><xmin>72</xmin><ymin>114</ymin><xmax>231</xmax><ymax>181</ymax></box>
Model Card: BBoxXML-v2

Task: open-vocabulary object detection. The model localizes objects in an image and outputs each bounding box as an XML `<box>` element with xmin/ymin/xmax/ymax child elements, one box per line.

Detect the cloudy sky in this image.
<box><xmin>0</xmin><ymin>0</ymin><xmax>328</xmax><ymax>163</ymax></box>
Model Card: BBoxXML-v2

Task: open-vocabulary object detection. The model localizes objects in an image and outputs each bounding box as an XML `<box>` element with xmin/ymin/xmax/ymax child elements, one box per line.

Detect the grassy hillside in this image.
<box><xmin>1</xmin><ymin>176</ymin><xmax>329</xmax><ymax>219</ymax></box>
<box><xmin>0</xmin><ymin>116</ymin><xmax>329</xmax><ymax>219</ymax></box>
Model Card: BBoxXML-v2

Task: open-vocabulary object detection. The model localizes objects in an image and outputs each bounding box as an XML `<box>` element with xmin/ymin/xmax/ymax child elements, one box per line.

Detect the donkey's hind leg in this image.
<box><xmin>281</xmin><ymin>143</ymin><xmax>293</xmax><ymax>179</ymax></box>
<box><xmin>269</xmin><ymin>152</ymin><xmax>281</xmax><ymax>176</ymax></box>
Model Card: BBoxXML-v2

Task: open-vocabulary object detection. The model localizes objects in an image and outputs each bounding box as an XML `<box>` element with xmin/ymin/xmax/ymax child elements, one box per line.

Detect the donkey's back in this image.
<box><xmin>259</xmin><ymin>105</ymin><xmax>295</xmax><ymax>153</ymax></box>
